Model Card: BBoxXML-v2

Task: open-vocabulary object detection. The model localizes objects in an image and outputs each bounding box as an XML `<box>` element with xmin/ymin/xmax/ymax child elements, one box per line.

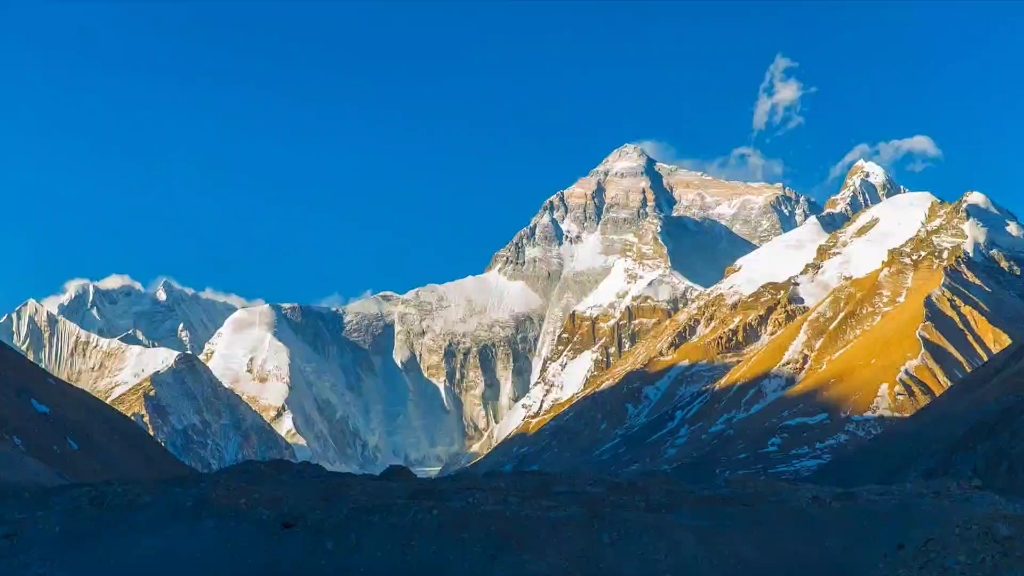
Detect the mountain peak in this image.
<box><xmin>592</xmin><ymin>143</ymin><xmax>654</xmax><ymax>175</ymax></box>
<box><xmin>153</xmin><ymin>277</ymin><xmax>192</xmax><ymax>302</ymax></box>
<box><xmin>823</xmin><ymin>160</ymin><xmax>903</xmax><ymax>217</ymax></box>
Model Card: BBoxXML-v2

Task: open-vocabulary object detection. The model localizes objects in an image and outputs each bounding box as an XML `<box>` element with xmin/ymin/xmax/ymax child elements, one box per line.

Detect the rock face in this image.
<box><xmin>0</xmin><ymin>341</ymin><xmax>190</xmax><ymax>485</ymax></box>
<box><xmin>473</xmin><ymin>166</ymin><xmax>1024</xmax><ymax>480</ymax></box>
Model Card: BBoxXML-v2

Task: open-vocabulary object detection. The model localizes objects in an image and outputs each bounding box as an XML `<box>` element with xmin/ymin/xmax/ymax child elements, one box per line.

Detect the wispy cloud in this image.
<box><xmin>637</xmin><ymin>141</ymin><xmax>785</xmax><ymax>183</ymax></box>
<box><xmin>317</xmin><ymin>290</ymin><xmax>374</xmax><ymax>309</ymax></box>
<box><xmin>151</xmin><ymin>276</ymin><xmax>265</xmax><ymax>308</ymax></box>
<box><xmin>41</xmin><ymin>274</ymin><xmax>144</xmax><ymax>311</ymax></box>
<box><xmin>828</xmin><ymin>135</ymin><xmax>943</xmax><ymax>181</ymax></box>
<box><xmin>635</xmin><ymin>53</ymin><xmax>812</xmax><ymax>184</ymax></box>
<box><xmin>753</xmin><ymin>53</ymin><xmax>816</xmax><ymax>137</ymax></box>
<box><xmin>40</xmin><ymin>274</ymin><xmax>263</xmax><ymax>312</ymax></box>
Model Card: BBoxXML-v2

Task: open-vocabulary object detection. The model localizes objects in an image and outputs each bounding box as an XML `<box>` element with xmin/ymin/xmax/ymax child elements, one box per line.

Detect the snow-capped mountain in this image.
<box><xmin>0</xmin><ymin>299</ymin><xmax>292</xmax><ymax>471</ymax></box>
<box><xmin>40</xmin><ymin>276</ymin><xmax>246</xmax><ymax>353</ymax></box>
<box><xmin>3</xmin><ymin>144</ymin><xmax>826</xmax><ymax>474</ymax></box>
<box><xmin>182</xmin><ymin>143</ymin><xmax>824</xmax><ymax>473</ymax></box>
<box><xmin>12</xmin><ymin>145</ymin><xmax>1020</xmax><ymax>483</ymax></box>
<box><xmin>474</xmin><ymin>162</ymin><xmax>1024</xmax><ymax>478</ymax></box>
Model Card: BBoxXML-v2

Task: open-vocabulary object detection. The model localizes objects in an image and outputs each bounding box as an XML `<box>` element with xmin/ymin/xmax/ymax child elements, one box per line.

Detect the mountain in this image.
<box><xmin>198</xmin><ymin>144</ymin><xmax>824</xmax><ymax>473</ymax></box>
<box><xmin>40</xmin><ymin>276</ymin><xmax>244</xmax><ymax>353</ymax></box>
<box><xmin>0</xmin><ymin>300</ymin><xmax>293</xmax><ymax>472</ymax></box>
<box><xmin>0</xmin><ymin>340</ymin><xmax>190</xmax><ymax>485</ymax></box>
<box><xmin>2</xmin><ymin>144</ymin><xmax>823</xmax><ymax>474</ymax></box>
<box><xmin>472</xmin><ymin>164</ymin><xmax>1024</xmax><ymax>479</ymax></box>
<box><xmin>14</xmin><ymin>145</ymin><xmax>1020</xmax><ymax>483</ymax></box>
<box><xmin>815</xmin><ymin>338</ymin><xmax>1024</xmax><ymax>495</ymax></box>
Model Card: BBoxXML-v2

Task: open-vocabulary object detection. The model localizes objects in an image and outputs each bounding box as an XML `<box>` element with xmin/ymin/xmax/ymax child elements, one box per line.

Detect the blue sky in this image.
<box><xmin>1</xmin><ymin>2</ymin><xmax>1020</xmax><ymax>312</ymax></box>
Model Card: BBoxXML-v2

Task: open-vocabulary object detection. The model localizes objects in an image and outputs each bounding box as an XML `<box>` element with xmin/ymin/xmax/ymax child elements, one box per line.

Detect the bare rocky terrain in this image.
<box><xmin>1</xmin><ymin>460</ymin><xmax>1023</xmax><ymax>576</ymax></box>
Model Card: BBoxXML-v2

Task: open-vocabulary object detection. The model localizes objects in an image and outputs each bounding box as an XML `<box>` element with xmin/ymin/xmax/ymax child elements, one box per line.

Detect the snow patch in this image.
<box><xmin>560</xmin><ymin>232</ymin><xmax>609</xmax><ymax>272</ymax></box>
<box><xmin>863</xmin><ymin>382</ymin><xmax>897</xmax><ymax>418</ymax></box>
<box><xmin>30</xmin><ymin>398</ymin><xmax>50</xmax><ymax>414</ymax></box>
<box><xmin>496</xmin><ymin>350</ymin><xmax>595</xmax><ymax>442</ymax></box>
<box><xmin>779</xmin><ymin>412</ymin><xmax>829</xmax><ymax>427</ymax></box>
<box><xmin>406</xmin><ymin>271</ymin><xmax>543</xmax><ymax>332</ymax></box>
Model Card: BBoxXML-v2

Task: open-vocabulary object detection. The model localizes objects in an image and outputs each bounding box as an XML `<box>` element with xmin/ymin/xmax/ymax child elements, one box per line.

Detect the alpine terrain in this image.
<box><xmin>0</xmin><ymin>340</ymin><xmax>190</xmax><ymax>485</ymax></box>
<box><xmin>3</xmin><ymin>145</ymin><xmax>1023</xmax><ymax>484</ymax></box>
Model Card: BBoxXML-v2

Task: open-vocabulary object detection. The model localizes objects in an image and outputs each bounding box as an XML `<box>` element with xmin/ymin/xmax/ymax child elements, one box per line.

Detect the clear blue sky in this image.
<box><xmin>1</xmin><ymin>2</ymin><xmax>1020</xmax><ymax>312</ymax></box>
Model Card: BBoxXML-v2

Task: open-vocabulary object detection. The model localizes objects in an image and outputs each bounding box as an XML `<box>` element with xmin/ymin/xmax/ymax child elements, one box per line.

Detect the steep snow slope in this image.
<box><xmin>0</xmin><ymin>300</ymin><xmax>180</xmax><ymax>399</ymax></box>
<box><xmin>201</xmin><ymin>275</ymin><xmax>540</xmax><ymax>473</ymax></box>
<box><xmin>0</xmin><ymin>300</ymin><xmax>291</xmax><ymax>471</ymax></box>
<box><xmin>475</xmin><ymin>165</ymin><xmax>1024</xmax><ymax>479</ymax></box>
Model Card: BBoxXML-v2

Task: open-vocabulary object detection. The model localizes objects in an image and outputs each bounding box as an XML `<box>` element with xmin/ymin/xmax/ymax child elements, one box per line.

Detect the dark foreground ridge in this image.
<box><xmin>0</xmin><ymin>342</ymin><xmax>191</xmax><ymax>486</ymax></box>
<box><xmin>2</xmin><ymin>460</ymin><xmax>1023</xmax><ymax>576</ymax></box>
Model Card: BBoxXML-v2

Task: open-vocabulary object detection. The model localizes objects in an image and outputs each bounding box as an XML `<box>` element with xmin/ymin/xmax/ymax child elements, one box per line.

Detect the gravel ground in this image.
<box><xmin>2</xmin><ymin>461</ymin><xmax>1023</xmax><ymax>576</ymax></box>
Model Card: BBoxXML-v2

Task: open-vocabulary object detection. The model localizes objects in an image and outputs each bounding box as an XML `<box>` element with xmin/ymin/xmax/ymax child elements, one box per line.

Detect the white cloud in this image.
<box><xmin>41</xmin><ymin>274</ymin><xmax>144</xmax><ymax>311</ymax></box>
<box><xmin>317</xmin><ymin>290</ymin><xmax>374</xmax><ymax>309</ymax></box>
<box><xmin>196</xmin><ymin>288</ymin><xmax>264</xmax><ymax>309</ymax></box>
<box><xmin>635</xmin><ymin>140</ymin><xmax>680</xmax><ymax>165</ymax></box>
<box><xmin>753</xmin><ymin>53</ymin><xmax>815</xmax><ymax>137</ymax></box>
<box><xmin>634</xmin><ymin>53</ymin><xmax>811</xmax><ymax>185</ymax></box>
<box><xmin>40</xmin><ymin>274</ymin><xmax>263</xmax><ymax>312</ymax></box>
<box><xmin>828</xmin><ymin>135</ymin><xmax>943</xmax><ymax>180</ymax></box>
<box><xmin>637</xmin><ymin>140</ymin><xmax>785</xmax><ymax>183</ymax></box>
<box><xmin>150</xmin><ymin>276</ymin><xmax>264</xmax><ymax>308</ymax></box>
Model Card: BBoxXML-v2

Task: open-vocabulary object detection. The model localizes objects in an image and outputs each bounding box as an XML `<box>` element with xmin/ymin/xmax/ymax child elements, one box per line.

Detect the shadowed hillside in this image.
<box><xmin>0</xmin><ymin>342</ymin><xmax>192</xmax><ymax>486</ymax></box>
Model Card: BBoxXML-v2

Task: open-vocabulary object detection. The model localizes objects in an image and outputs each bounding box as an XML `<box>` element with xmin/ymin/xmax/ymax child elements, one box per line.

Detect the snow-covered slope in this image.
<box><xmin>42</xmin><ymin>276</ymin><xmax>247</xmax><ymax>353</ymax></box>
<box><xmin>0</xmin><ymin>299</ymin><xmax>291</xmax><ymax>471</ymax></box>
<box><xmin>201</xmin><ymin>270</ymin><xmax>547</xmax><ymax>473</ymax></box>
<box><xmin>474</xmin><ymin>163</ymin><xmax>1024</xmax><ymax>479</ymax></box>
<box><xmin>0</xmin><ymin>299</ymin><xmax>181</xmax><ymax>399</ymax></box>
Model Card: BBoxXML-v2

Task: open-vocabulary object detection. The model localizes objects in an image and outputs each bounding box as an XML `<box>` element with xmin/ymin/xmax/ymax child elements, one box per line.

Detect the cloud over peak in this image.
<box><xmin>828</xmin><ymin>135</ymin><xmax>943</xmax><ymax>181</ymax></box>
<box><xmin>638</xmin><ymin>140</ymin><xmax>784</xmax><ymax>184</ymax></box>
<box><xmin>39</xmin><ymin>274</ymin><xmax>263</xmax><ymax>312</ymax></box>
<box><xmin>317</xmin><ymin>290</ymin><xmax>374</xmax><ymax>309</ymax></box>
